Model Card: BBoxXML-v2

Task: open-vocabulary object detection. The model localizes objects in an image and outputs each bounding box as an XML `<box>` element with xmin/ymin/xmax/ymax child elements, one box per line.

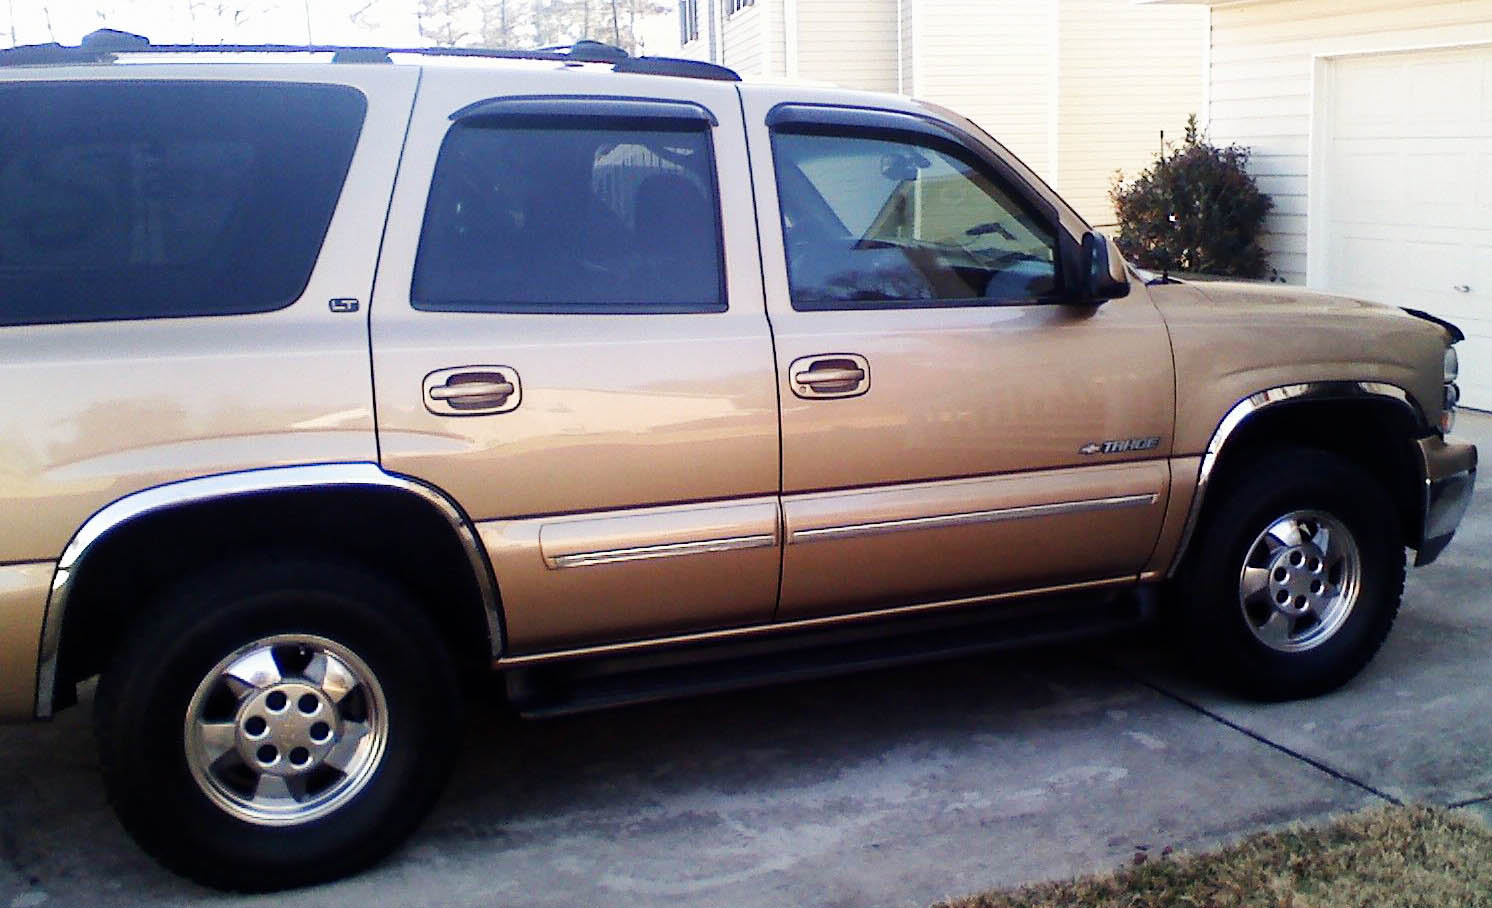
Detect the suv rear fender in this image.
<box><xmin>1166</xmin><ymin>382</ymin><xmax>1434</xmax><ymax>578</ymax></box>
<box><xmin>37</xmin><ymin>464</ymin><xmax>501</xmax><ymax>718</ymax></box>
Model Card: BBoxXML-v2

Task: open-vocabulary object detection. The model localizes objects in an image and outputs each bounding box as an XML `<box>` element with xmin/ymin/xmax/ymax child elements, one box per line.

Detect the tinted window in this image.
<box><xmin>0</xmin><ymin>81</ymin><xmax>366</xmax><ymax>326</ymax></box>
<box><xmin>412</xmin><ymin>118</ymin><xmax>724</xmax><ymax>314</ymax></box>
<box><xmin>772</xmin><ymin>130</ymin><xmax>1058</xmax><ymax>310</ymax></box>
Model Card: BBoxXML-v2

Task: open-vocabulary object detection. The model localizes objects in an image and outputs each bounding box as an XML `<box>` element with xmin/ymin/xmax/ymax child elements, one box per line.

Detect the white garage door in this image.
<box><xmin>1323</xmin><ymin>45</ymin><xmax>1492</xmax><ymax>409</ymax></box>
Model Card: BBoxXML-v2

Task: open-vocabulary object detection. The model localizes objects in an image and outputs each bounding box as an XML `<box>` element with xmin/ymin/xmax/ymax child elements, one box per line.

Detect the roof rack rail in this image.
<box><xmin>0</xmin><ymin>29</ymin><xmax>741</xmax><ymax>81</ymax></box>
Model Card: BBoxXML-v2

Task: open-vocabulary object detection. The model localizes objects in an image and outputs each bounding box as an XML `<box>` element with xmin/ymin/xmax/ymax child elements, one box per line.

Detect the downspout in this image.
<box><xmin>1201</xmin><ymin>6</ymin><xmax>1212</xmax><ymax>131</ymax></box>
<box><xmin>910</xmin><ymin>0</ymin><xmax>922</xmax><ymax>98</ymax></box>
<box><xmin>761</xmin><ymin>0</ymin><xmax>773</xmax><ymax>77</ymax></box>
<box><xmin>708</xmin><ymin>0</ymin><xmax>720</xmax><ymax>64</ymax></box>
<box><xmin>1048</xmin><ymin>0</ymin><xmax>1060</xmax><ymax>187</ymax></box>
<box><xmin>785</xmin><ymin>0</ymin><xmax>799</xmax><ymax>78</ymax></box>
<box><xmin>896</xmin><ymin>0</ymin><xmax>904</xmax><ymax>94</ymax></box>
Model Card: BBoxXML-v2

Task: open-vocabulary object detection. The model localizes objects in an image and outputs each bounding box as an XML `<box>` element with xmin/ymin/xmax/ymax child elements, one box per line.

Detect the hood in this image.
<box><xmin>1180</xmin><ymin>279</ymin><xmax>1463</xmax><ymax>344</ymax></box>
<box><xmin>1189</xmin><ymin>279</ymin><xmax>1392</xmax><ymax>313</ymax></box>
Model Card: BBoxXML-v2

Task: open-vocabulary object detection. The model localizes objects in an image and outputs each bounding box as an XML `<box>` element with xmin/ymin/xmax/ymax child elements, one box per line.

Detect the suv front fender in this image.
<box><xmin>1166</xmin><ymin>381</ymin><xmax>1443</xmax><ymax>578</ymax></box>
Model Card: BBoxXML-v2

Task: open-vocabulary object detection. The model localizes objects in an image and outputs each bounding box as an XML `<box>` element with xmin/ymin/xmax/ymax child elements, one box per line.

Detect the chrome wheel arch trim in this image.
<box><xmin>1165</xmin><ymin>381</ymin><xmax>1425</xmax><ymax>579</ymax></box>
<box><xmin>35</xmin><ymin>463</ymin><xmax>502</xmax><ymax>718</ymax></box>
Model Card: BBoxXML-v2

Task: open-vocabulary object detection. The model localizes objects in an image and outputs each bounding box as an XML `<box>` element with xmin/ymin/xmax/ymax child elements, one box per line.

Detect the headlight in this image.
<box><xmin>1441</xmin><ymin>345</ymin><xmax>1460</xmax><ymax>434</ymax></box>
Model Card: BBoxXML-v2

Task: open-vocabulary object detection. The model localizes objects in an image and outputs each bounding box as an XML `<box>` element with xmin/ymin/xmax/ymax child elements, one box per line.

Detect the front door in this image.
<box><xmin>741</xmin><ymin>90</ymin><xmax>1176</xmax><ymax>620</ymax></box>
<box><xmin>371</xmin><ymin>71</ymin><xmax>780</xmax><ymax>654</ymax></box>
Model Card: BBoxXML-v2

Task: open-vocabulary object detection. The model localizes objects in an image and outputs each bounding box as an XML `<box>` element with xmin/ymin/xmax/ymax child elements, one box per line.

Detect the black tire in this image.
<box><xmin>1178</xmin><ymin>446</ymin><xmax>1405</xmax><ymax>700</ymax></box>
<box><xmin>95</xmin><ymin>557</ymin><xmax>460</xmax><ymax>891</ymax></box>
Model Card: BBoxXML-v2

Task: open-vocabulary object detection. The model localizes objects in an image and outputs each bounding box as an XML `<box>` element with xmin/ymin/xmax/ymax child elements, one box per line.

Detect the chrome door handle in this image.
<box><xmin>429</xmin><ymin>381</ymin><xmax>515</xmax><ymax>401</ymax></box>
<box><xmin>423</xmin><ymin>366</ymin><xmax>522</xmax><ymax>416</ymax></box>
<box><xmin>788</xmin><ymin>354</ymin><xmax>871</xmax><ymax>400</ymax></box>
<box><xmin>1454</xmin><ymin>285</ymin><xmax>1472</xmax><ymax>293</ymax></box>
<box><xmin>797</xmin><ymin>367</ymin><xmax>865</xmax><ymax>386</ymax></box>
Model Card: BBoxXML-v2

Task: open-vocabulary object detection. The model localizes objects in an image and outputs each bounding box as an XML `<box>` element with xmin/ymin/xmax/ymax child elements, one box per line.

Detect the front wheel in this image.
<box><xmin>95</xmin><ymin>558</ymin><xmax>460</xmax><ymax>891</ymax></box>
<box><xmin>1178</xmin><ymin>447</ymin><xmax>1405</xmax><ymax>700</ymax></box>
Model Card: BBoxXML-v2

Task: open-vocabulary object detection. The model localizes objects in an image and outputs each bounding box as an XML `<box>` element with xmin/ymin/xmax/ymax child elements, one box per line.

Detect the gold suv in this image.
<box><xmin>0</xmin><ymin>30</ymin><xmax>1476</xmax><ymax>890</ymax></box>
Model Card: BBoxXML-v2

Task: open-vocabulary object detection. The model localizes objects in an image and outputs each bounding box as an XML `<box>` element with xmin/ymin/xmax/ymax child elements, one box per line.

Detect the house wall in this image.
<box><xmin>1057</xmin><ymin>0</ymin><xmax>1207</xmax><ymax>224</ymax></box>
<box><xmin>688</xmin><ymin>0</ymin><xmax>1203</xmax><ymax>227</ymax></box>
<box><xmin>794</xmin><ymin>0</ymin><xmax>900</xmax><ymax>91</ymax></box>
<box><xmin>721</xmin><ymin>1</ymin><xmax>772</xmax><ymax>76</ymax></box>
<box><xmin>1206</xmin><ymin>0</ymin><xmax>1492</xmax><ymax>285</ymax></box>
<box><xmin>910</xmin><ymin>0</ymin><xmax>1057</xmax><ymax>177</ymax></box>
<box><xmin>677</xmin><ymin>2</ymin><xmax>711</xmax><ymax>64</ymax></box>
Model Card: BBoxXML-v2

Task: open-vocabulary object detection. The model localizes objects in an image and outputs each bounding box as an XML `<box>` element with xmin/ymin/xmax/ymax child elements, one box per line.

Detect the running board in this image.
<box><xmin>504</xmin><ymin>586</ymin><xmax>1157</xmax><ymax>718</ymax></box>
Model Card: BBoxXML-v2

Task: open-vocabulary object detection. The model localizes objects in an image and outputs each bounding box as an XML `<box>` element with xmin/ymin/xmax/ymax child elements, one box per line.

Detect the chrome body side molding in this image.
<box><xmin>36</xmin><ymin>463</ymin><xmax>501</xmax><ymax>718</ymax></box>
<box><xmin>1165</xmin><ymin>381</ymin><xmax>1424</xmax><ymax>579</ymax></box>
<box><xmin>550</xmin><ymin>533</ymin><xmax>778</xmax><ymax>569</ymax></box>
<box><xmin>789</xmin><ymin>494</ymin><xmax>1157</xmax><ymax>543</ymax></box>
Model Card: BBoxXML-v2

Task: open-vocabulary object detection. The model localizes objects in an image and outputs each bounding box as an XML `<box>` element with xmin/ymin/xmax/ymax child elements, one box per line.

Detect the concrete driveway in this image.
<box><xmin>3</xmin><ymin>415</ymin><xmax>1489</xmax><ymax>908</ymax></box>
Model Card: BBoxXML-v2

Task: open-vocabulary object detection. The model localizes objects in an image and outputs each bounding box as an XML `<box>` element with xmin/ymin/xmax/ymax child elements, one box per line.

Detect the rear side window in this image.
<box><xmin>0</xmin><ymin>81</ymin><xmax>366</xmax><ymax>326</ymax></box>
<box><xmin>412</xmin><ymin>117</ymin><xmax>725</xmax><ymax>314</ymax></box>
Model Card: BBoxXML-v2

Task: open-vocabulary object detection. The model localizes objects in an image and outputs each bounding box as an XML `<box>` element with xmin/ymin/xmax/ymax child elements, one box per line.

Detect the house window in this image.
<box><xmin>726</xmin><ymin>0</ymin><xmax>754</xmax><ymax>17</ymax></box>
<box><xmin>679</xmin><ymin>0</ymin><xmax>700</xmax><ymax>44</ymax></box>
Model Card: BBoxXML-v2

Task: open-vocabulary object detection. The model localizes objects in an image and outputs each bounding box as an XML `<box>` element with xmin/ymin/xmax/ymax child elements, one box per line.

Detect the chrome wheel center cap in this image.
<box><xmin>235</xmin><ymin>682</ymin><xmax>340</xmax><ymax>777</ymax></box>
<box><xmin>1265</xmin><ymin>543</ymin><xmax>1329</xmax><ymax>616</ymax></box>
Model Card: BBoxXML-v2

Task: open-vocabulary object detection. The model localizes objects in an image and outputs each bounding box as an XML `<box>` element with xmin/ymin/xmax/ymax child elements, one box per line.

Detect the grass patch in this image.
<box><xmin>937</xmin><ymin>805</ymin><xmax>1492</xmax><ymax>908</ymax></box>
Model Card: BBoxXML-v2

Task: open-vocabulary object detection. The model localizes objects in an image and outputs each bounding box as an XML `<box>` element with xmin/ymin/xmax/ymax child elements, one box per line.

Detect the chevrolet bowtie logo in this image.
<box><xmin>1080</xmin><ymin>436</ymin><xmax>1161</xmax><ymax>456</ymax></box>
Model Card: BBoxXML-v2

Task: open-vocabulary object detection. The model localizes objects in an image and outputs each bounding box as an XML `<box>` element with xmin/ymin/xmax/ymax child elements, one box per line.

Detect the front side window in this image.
<box><xmin>0</xmin><ymin>81</ymin><xmax>366</xmax><ymax>326</ymax></box>
<box><xmin>772</xmin><ymin>129</ymin><xmax>1059</xmax><ymax>310</ymax></box>
<box><xmin>413</xmin><ymin>117</ymin><xmax>724</xmax><ymax>314</ymax></box>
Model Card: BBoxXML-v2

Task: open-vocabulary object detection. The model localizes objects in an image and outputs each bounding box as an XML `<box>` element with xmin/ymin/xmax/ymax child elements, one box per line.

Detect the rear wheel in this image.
<box><xmin>1179</xmin><ymin>447</ymin><xmax>1405</xmax><ymax>700</ymax></box>
<box><xmin>95</xmin><ymin>558</ymin><xmax>460</xmax><ymax>891</ymax></box>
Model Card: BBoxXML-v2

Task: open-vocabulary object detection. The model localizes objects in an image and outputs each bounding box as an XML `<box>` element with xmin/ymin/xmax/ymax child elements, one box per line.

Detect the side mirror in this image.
<box><xmin>1080</xmin><ymin>231</ymin><xmax>1131</xmax><ymax>301</ymax></box>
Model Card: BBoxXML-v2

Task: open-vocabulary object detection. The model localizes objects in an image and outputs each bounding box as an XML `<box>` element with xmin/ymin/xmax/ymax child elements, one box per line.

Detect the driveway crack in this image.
<box><xmin>1121</xmin><ymin>672</ymin><xmax>1402</xmax><ymax>806</ymax></box>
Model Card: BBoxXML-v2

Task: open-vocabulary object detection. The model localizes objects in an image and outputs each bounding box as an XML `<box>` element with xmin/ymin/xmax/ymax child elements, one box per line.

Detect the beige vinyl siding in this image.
<box><xmin>677</xmin><ymin>36</ymin><xmax>710</xmax><ymax>61</ymax></box>
<box><xmin>1058</xmin><ymin>0</ymin><xmax>1206</xmax><ymax>224</ymax></box>
<box><xmin>722</xmin><ymin>2</ymin><xmax>768</xmax><ymax>76</ymax></box>
<box><xmin>1207</xmin><ymin>0</ymin><xmax>1492</xmax><ymax>285</ymax></box>
<box><xmin>795</xmin><ymin>0</ymin><xmax>900</xmax><ymax>92</ymax></box>
<box><xmin>912</xmin><ymin>0</ymin><xmax>1056</xmax><ymax>177</ymax></box>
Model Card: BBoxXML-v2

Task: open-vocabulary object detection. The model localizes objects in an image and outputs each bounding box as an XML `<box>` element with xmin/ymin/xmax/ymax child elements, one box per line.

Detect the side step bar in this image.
<box><xmin>504</xmin><ymin>586</ymin><xmax>1157</xmax><ymax>718</ymax></box>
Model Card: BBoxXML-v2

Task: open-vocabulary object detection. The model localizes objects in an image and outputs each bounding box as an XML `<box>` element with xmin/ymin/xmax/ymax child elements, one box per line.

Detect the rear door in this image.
<box><xmin>371</xmin><ymin>69</ymin><xmax>780</xmax><ymax>654</ymax></box>
<box><xmin>741</xmin><ymin>89</ymin><xmax>1176</xmax><ymax>620</ymax></box>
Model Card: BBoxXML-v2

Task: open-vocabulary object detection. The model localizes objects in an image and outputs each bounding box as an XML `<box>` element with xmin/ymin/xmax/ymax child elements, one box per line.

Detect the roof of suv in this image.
<box><xmin>0</xmin><ymin>29</ymin><xmax>741</xmax><ymax>82</ymax></box>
